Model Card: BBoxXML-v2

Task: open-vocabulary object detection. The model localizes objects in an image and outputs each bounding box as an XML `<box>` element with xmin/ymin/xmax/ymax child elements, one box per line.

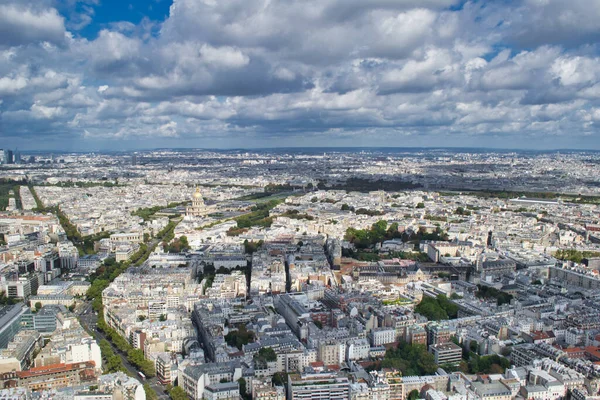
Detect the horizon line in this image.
<box><xmin>6</xmin><ymin>145</ymin><xmax>600</xmax><ymax>154</ymax></box>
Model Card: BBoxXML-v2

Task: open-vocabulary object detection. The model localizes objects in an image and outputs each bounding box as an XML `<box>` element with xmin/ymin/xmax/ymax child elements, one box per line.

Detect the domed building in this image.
<box><xmin>186</xmin><ymin>187</ymin><xmax>208</xmax><ymax>217</ymax></box>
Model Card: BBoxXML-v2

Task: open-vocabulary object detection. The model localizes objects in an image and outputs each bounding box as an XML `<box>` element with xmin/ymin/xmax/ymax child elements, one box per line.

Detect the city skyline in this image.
<box><xmin>2</xmin><ymin>142</ymin><xmax>600</xmax><ymax>398</ymax></box>
<box><xmin>1</xmin><ymin>0</ymin><xmax>600</xmax><ymax>150</ymax></box>
<box><xmin>8</xmin><ymin>145</ymin><xmax>600</xmax><ymax>154</ymax></box>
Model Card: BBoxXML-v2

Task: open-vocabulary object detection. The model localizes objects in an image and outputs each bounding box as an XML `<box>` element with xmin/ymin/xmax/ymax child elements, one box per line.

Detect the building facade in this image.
<box><xmin>287</xmin><ymin>371</ymin><xmax>350</xmax><ymax>400</ymax></box>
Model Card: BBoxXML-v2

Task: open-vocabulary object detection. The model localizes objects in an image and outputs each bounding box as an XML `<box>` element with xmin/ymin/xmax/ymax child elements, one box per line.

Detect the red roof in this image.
<box><xmin>531</xmin><ymin>331</ymin><xmax>554</xmax><ymax>340</ymax></box>
<box><xmin>16</xmin><ymin>361</ymin><xmax>95</xmax><ymax>378</ymax></box>
<box><xmin>585</xmin><ymin>346</ymin><xmax>600</xmax><ymax>359</ymax></box>
<box><xmin>0</xmin><ymin>215</ymin><xmax>53</xmax><ymax>221</ymax></box>
<box><xmin>564</xmin><ymin>347</ymin><xmax>584</xmax><ymax>353</ymax></box>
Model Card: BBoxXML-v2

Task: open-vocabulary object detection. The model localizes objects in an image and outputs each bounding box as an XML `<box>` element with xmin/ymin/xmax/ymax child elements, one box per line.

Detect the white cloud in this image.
<box><xmin>200</xmin><ymin>44</ymin><xmax>249</xmax><ymax>68</ymax></box>
<box><xmin>0</xmin><ymin>3</ymin><xmax>65</xmax><ymax>46</ymax></box>
<box><xmin>1</xmin><ymin>0</ymin><xmax>600</xmax><ymax>146</ymax></box>
<box><xmin>0</xmin><ymin>75</ymin><xmax>27</xmax><ymax>95</ymax></box>
<box><xmin>551</xmin><ymin>56</ymin><xmax>600</xmax><ymax>86</ymax></box>
<box><xmin>31</xmin><ymin>102</ymin><xmax>66</xmax><ymax>119</ymax></box>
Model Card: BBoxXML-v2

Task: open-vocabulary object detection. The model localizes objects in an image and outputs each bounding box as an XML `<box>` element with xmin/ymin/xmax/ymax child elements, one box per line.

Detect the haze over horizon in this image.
<box><xmin>12</xmin><ymin>146</ymin><xmax>600</xmax><ymax>155</ymax></box>
<box><xmin>1</xmin><ymin>0</ymin><xmax>600</xmax><ymax>150</ymax></box>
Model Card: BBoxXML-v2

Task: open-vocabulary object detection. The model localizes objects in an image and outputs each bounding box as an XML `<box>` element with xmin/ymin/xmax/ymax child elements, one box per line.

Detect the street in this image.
<box><xmin>78</xmin><ymin>302</ymin><xmax>169</xmax><ymax>400</ymax></box>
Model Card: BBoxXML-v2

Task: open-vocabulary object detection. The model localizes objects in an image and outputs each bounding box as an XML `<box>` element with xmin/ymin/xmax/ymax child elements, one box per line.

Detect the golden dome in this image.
<box><xmin>193</xmin><ymin>187</ymin><xmax>203</xmax><ymax>199</ymax></box>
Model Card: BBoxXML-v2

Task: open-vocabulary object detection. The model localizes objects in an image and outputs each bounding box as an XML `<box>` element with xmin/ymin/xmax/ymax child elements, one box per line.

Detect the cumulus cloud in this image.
<box><xmin>0</xmin><ymin>75</ymin><xmax>28</xmax><ymax>95</ymax></box>
<box><xmin>84</xmin><ymin>30</ymin><xmax>143</xmax><ymax>75</ymax></box>
<box><xmin>199</xmin><ymin>45</ymin><xmax>249</xmax><ymax>68</ymax></box>
<box><xmin>506</xmin><ymin>0</ymin><xmax>600</xmax><ymax>48</ymax></box>
<box><xmin>0</xmin><ymin>2</ymin><xmax>66</xmax><ymax>46</ymax></box>
<box><xmin>551</xmin><ymin>56</ymin><xmax>600</xmax><ymax>86</ymax></box>
<box><xmin>1</xmin><ymin>0</ymin><xmax>600</xmax><ymax>147</ymax></box>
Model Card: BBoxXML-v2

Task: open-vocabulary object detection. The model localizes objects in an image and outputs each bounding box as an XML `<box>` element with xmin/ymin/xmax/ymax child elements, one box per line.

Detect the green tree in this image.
<box><xmin>225</xmin><ymin>325</ymin><xmax>255</xmax><ymax>350</ymax></box>
<box><xmin>238</xmin><ymin>378</ymin><xmax>251</xmax><ymax>400</ymax></box>
<box><xmin>553</xmin><ymin>249</ymin><xmax>600</xmax><ymax>263</ymax></box>
<box><xmin>470</xmin><ymin>340</ymin><xmax>479</xmax><ymax>354</ymax></box>
<box><xmin>475</xmin><ymin>285</ymin><xmax>513</xmax><ymax>306</ymax></box>
<box><xmin>455</xmin><ymin>207</ymin><xmax>471</xmax><ymax>216</ymax></box>
<box><xmin>254</xmin><ymin>347</ymin><xmax>277</xmax><ymax>367</ymax></box>
<box><xmin>35</xmin><ymin>302</ymin><xmax>42</xmax><ymax>311</ymax></box>
<box><xmin>164</xmin><ymin>235</ymin><xmax>190</xmax><ymax>253</ymax></box>
<box><xmin>106</xmin><ymin>355</ymin><xmax>124</xmax><ymax>373</ymax></box>
<box><xmin>355</xmin><ymin>208</ymin><xmax>385</xmax><ymax>216</ymax></box>
<box><xmin>169</xmin><ymin>386</ymin><xmax>187</xmax><ymax>400</ymax></box>
<box><xmin>416</xmin><ymin>202</ymin><xmax>425</xmax><ymax>209</ymax></box>
<box><xmin>179</xmin><ymin>235</ymin><xmax>189</xmax><ymax>249</ymax></box>
<box><xmin>387</xmin><ymin>222</ymin><xmax>401</xmax><ymax>237</ymax></box>
<box><xmin>371</xmin><ymin>220</ymin><xmax>388</xmax><ymax>242</ymax></box>
<box><xmin>414</xmin><ymin>295</ymin><xmax>458</xmax><ymax>321</ymax></box>
<box><xmin>468</xmin><ymin>354</ymin><xmax>510</xmax><ymax>374</ymax></box>
<box><xmin>381</xmin><ymin>342</ymin><xmax>437</xmax><ymax>376</ymax></box>
<box><xmin>408</xmin><ymin>389</ymin><xmax>420</xmax><ymax>400</ymax></box>
<box><xmin>144</xmin><ymin>384</ymin><xmax>158</xmax><ymax>400</ymax></box>
<box><xmin>244</xmin><ymin>240</ymin><xmax>264</xmax><ymax>254</ymax></box>
<box><xmin>272</xmin><ymin>372</ymin><xmax>288</xmax><ymax>386</ymax></box>
<box><xmin>99</xmin><ymin>339</ymin><xmax>125</xmax><ymax>373</ymax></box>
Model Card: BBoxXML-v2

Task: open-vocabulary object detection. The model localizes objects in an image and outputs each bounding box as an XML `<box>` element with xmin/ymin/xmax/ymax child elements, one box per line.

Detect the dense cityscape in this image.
<box><xmin>1</xmin><ymin>149</ymin><xmax>600</xmax><ymax>400</ymax></box>
<box><xmin>2</xmin><ymin>0</ymin><xmax>600</xmax><ymax>398</ymax></box>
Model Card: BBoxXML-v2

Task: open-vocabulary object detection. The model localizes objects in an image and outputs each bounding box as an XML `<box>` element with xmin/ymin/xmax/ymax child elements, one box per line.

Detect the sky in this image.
<box><xmin>1</xmin><ymin>0</ymin><xmax>600</xmax><ymax>151</ymax></box>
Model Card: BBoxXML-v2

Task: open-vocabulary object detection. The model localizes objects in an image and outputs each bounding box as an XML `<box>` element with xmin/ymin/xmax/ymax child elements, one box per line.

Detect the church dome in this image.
<box><xmin>187</xmin><ymin>187</ymin><xmax>207</xmax><ymax>217</ymax></box>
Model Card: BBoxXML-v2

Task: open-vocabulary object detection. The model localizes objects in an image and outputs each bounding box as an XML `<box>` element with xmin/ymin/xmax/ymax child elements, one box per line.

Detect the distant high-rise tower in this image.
<box><xmin>3</xmin><ymin>150</ymin><xmax>13</xmax><ymax>164</ymax></box>
<box><xmin>14</xmin><ymin>151</ymin><xmax>21</xmax><ymax>164</ymax></box>
<box><xmin>132</xmin><ymin>154</ymin><xmax>138</xmax><ymax>166</ymax></box>
<box><xmin>487</xmin><ymin>231</ymin><xmax>493</xmax><ymax>247</ymax></box>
